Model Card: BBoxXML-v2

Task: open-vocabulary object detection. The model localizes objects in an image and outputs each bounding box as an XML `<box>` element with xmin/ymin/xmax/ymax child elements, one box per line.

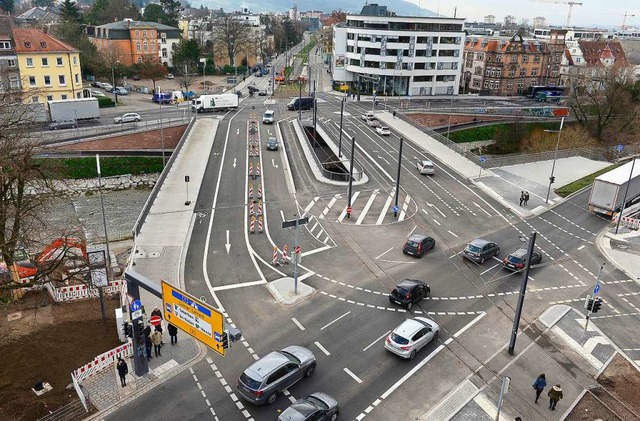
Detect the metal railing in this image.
<box><xmin>132</xmin><ymin>115</ymin><xmax>197</xmax><ymax>237</ymax></box>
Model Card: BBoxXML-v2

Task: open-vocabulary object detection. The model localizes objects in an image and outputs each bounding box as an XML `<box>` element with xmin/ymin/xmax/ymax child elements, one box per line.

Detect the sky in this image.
<box><xmin>403</xmin><ymin>0</ymin><xmax>640</xmax><ymax>29</ymax></box>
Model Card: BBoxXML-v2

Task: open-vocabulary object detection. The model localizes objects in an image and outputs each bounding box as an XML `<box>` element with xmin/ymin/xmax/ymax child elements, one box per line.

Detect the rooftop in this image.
<box><xmin>12</xmin><ymin>28</ymin><xmax>77</xmax><ymax>54</ymax></box>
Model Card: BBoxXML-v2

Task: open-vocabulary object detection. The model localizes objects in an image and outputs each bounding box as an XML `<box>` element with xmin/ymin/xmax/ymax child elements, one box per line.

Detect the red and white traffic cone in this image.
<box><xmin>249</xmin><ymin>215</ymin><xmax>256</xmax><ymax>234</ymax></box>
<box><xmin>272</xmin><ymin>246</ymin><xmax>279</xmax><ymax>265</ymax></box>
<box><xmin>256</xmin><ymin>163</ymin><xmax>261</xmax><ymax>176</ymax></box>
<box><xmin>282</xmin><ymin>244</ymin><xmax>289</xmax><ymax>261</ymax></box>
<box><xmin>257</xmin><ymin>200</ymin><xmax>263</xmax><ymax>215</ymax></box>
<box><xmin>249</xmin><ymin>201</ymin><xmax>255</xmax><ymax>215</ymax></box>
<box><xmin>258</xmin><ymin>216</ymin><xmax>264</xmax><ymax>233</ymax></box>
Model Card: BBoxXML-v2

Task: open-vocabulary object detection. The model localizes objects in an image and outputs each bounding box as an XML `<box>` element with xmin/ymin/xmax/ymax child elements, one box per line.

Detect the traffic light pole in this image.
<box><xmin>508</xmin><ymin>231</ymin><xmax>537</xmax><ymax>356</ymax></box>
<box><xmin>584</xmin><ymin>263</ymin><xmax>605</xmax><ymax>333</ymax></box>
<box><xmin>293</xmin><ymin>215</ymin><xmax>300</xmax><ymax>294</ymax></box>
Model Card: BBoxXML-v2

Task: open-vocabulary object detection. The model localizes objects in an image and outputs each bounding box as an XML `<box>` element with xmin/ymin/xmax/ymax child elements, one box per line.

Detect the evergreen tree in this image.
<box><xmin>59</xmin><ymin>0</ymin><xmax>81</xmax><ymax>22</ymax></box>
<box><xmin>142</xmin><ymin>3</ymin><xmax>166</xmax><ymax>24</ymax></box>
<box><xmin>0</xmin><ymin>0</ymin><xmax>14</xmax><ymax>14</ymax></box>
<box><xmin>160</xmin><ymin>0</ymin><xmax>180</xmax><ymax>28</ymax></box>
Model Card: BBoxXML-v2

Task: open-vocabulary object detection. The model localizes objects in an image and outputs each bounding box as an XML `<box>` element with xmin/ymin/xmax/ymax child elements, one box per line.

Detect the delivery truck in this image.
<box><xmin>191</xmin><ymin>94</ymin><xmax>238</xmax><ymax>113</ymax></box>
<box><xmin>48</xmin><ymin>98</ymin><xmax>100</xmax><ymax>122</ymax></box>
<box><xmin>588</xmin><ymin>159</ymin><xmax>640</xmax><ymax>217</ymax></box>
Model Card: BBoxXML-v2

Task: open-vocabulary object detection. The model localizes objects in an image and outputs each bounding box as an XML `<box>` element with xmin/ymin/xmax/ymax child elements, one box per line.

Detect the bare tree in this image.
<box><xmin>212</xmin><ymin>14</ymin><xmax>252</xmax><ymax>67</ymax></box>
<box><xmin>566</xmin><ymin>65</ymin><xmax>639</xmax><ymax>142</ymax></box>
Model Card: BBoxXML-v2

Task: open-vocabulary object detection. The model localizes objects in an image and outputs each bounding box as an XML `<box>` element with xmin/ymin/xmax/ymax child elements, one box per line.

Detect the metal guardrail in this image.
<box><xmin>300</xmin><ymin>118</ymin><xmax>364</xmax><ymax>182</ymax></box>
<box><xmin>132</xmin><ymin>115</ymin><xmax>197</xmax><ymax>237</ymax></box>
<box><xmin>396</xmin><ymin>111</ymin><xmax>612</xmax><ymax>168</ymax></box>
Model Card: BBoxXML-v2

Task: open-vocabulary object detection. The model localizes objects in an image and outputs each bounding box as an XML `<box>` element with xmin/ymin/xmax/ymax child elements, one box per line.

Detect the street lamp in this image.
<box><xmin>111</xmin><ymin>60</ymin><xmax>120</xmax><ymax>107</ymax></box>
<box><xmin>543</xmin><ymin>117</ymin><xmax>565</xmax><ymax>203</ymax></box>
<box><xmin>229</xmin><ymin>36</ymin><xmax>237</xmax><ymax>86</ymax></box>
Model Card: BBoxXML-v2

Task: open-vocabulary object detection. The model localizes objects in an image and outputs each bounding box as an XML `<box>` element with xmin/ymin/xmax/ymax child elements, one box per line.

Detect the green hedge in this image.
<box><xmin>39</xmin><ymin>157</ymin><xmax>165</xmax><ymax>179</ymax></box>
<box><xmin>97</xmin><ymin>97</ymin><xmax>115</xmax><ymax>108</ymax></box>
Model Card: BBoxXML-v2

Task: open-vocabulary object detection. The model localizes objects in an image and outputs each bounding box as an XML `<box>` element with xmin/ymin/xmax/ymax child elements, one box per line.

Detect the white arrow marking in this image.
<box><xmin>377</xmin><ymin>156</ymin><xmax>390</xmax><ymax>165</ymax></box>
<box><xmin>233</xmin><ymin>158</ymin><xmax>237</xmax><ymax>168</ymax></box>
<box><xmin>272</xmin><ymin>159</ymin><xmax>279</xmax><ymax>169</ymax></box>
<box><xmin>225</xmin><ymin>230</ymin><xmax>231</xmax><ymax>254</ymax></box>
<box><xmin>236</xmin><ymin>128</ymin><xmax>239</xmax><ymax>135</ymax></box>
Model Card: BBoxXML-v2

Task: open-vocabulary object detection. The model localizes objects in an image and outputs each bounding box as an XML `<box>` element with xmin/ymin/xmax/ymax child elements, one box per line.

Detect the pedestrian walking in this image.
<box><xmin>145</xmin><ymin>334</ymin><xmax>153</xmax><ymax>361</ymax></box>
<box><xmin>532</xmin><ymin>373</ymin><xmax>547</xmax><ymax>403</ymax></box>
<box><xmin>524</xmin><ymin>191</ymin><xmax>530</xmax><ymax>206</ymax></box>
<box><xmin>116</xmin><ymin>357</ymin><xmax>128</xmax><ymax>387</ymax></box>
<box><xmin>168</xmin><ymin>323</ymin><xmax>178</xmax><ymax>345</ymax></box>
<box><xmin>519</xmin><ymin>191</ymin><xmax>525</xmax><ymax>206</ymax></box>
<box><xmin>548</xmin><ymin>384</ymin><xmax>563</xmax><ymax>410</ymax></box>
<box><xmin>151</xmin><ymin>329</ymin><xmax>162</xmax><ymax>357</ymax></box>
<box><xmin>393</xmin><ymin>110</ymin><xmax>397</xmax><ymax>118</ymax></box>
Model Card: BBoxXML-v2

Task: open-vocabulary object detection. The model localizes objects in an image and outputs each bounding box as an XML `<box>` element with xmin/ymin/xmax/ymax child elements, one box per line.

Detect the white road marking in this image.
<box><xmin>421</xmin><ymin>208</ymin><xmax>429</xmax><ymax>216</ymax></box>
<box><xmin>211</xmin><ymin>280</ymin><xmax>267</xmax><ymax>291</ymax></box>
<box><xmin>321</xmin><ymin>311</ymin><xmax>351</xmax><ymax>330</ymax></box>
<box><xmin>427</xmin><ymin>202</ymin><xmax>446</xmax><ymax>218</ymax></box>
<box><xmin>298</xmin><ymin>271</ymin><xmax>316</xmax><ymax>281</ymax></box>
<box><xmin>356</xmin><ymin>192</ymin><xmax>378</xmax><ymax>225</ymax></box>
<box><xmin>375</xmin><ymin>247</ymin><xmax>394</xmax><ymax>260</ymax></box>
<box><xmin>448</xmin><ymin>230</ymin><xmax>459</xmax><ymax>238</ymax></box>
<box><xmin>309</xmin><ymin>222</ymin><xmax>319</xmax><ymax>234</ymax></box>
<box><xmin>577</xmin><ymin>245</ymin><xmax>585</xmax><ymax>251</ymax></box>
<box><xmin>338</xmin><ymin>191</ymin><xmax>361</xmax><ymax>222</ymax></box>
<box><xmin>343</xmin><ymin>367</ymin><xmax>363</xmax><ymax>384</ymax></box>
<box><xmin>480</xmin><ymin>264</ymin><xmax>499</xmax><ymax>275</ymax></box>
<box><xmin>279</xmin><ymin>210</ymin><xmax>285</xmax><ymax>222</ymax></box>
<box><xmin>292</xmin><ymin>318</ymin><xmax>305</xmax><ymax>331</ymax></box>
<box><xmin>433</xmin><ymin>219</ymin><xmax>441</xmax><ymax>226</ymax></box>
<box><xmin>363</xmin><ymin>330</ymin><xmax>391</xmax><ymax>352</ymax></box>
<box><xmin>473</xmin><ymin>201</ymin><xmax>492</xmax><ymax>216</ymax></box>
<box><xmin>233</xmin><ymin>158</ymin><xmax>237</xmax><ymax>168</ymax></box>
<box><xmin>314</xmin><ymin>341</ymin><xmax>331</xmax><ymax>356</ymax></box>
<box><xmin>319</xmin><ymin>196</ymin><xmax>339</xmax><ymax>219</ymax></box>
<box><xmin>398</xmin><ymin>194</ymin><xmax>411</xmax><ymax>221</ymax></box>
<box><xmin>304</xmin><ymin>197</ymin><xmax>319</xmax><ymax>214</ymax></box>
<box><xmin>301</xmin><ymin>245</ymin><xmax>331</xmax><ymax>257</ymax></box>
<box><xmin>377</xmin><ymin>191</ymin><xmax>394</xmax><ymax>225</ymax></box>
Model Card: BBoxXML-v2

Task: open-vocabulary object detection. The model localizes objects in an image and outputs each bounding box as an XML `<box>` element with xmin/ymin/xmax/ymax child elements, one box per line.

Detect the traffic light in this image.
<box><xmin>584</xmin><ymin>295</ymin><xmax>593</xmax><ymax>310</ymax></box>
<box><xmin>122</xmin><ymin>322</ymin><xmax>133</xmax><ymax>338</ymax></box>
<box><xmin>221</xmin><ymin>331</ymin><xmax>229</xmax><ymax>349</ymax></box>
<box><xmin>549</xmin><ymin>175</ymin><xmax>556</xmax><ymax>184</ymax></box>
<box><xmin>592</xmin><ymin>297</ymin><xmax>603</xmax><ymax>313</ymax></box>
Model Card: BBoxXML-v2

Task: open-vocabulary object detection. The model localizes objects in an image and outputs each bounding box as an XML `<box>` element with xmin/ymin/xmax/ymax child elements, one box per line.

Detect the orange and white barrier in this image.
<box><xmin>272</xmin><ymin>246</ymin><xmax>279</xmax><ymax>265</ymax></box>
<box><xmin>249</xmin><ymin>162</ymin><xmax>253</xmax><ymax>177</ymax></box>
<box><xmin>249</xmin><ymin>183</ymin><xmax>253</xmax><ymax>198</ymax></box>
<box><xmin>255</xmin><ymin>164</ymin><xmax>261</xmax><ymax>176</ymax></box>
<box><xmin>257</xmin><ymin>184</ymin><xmax>262</xmax><ymax>198</ymax></box>
<box><xmin>72</xmin><ymin>339</ymin><xmax>133</xmax><ymax>383</ymax></box>
<box><xmin>257</xmin><ymin>200</ymin><xmax>263</xmax><ymax>215</ymax></box>
<box><xmin>258</xmin><ymin>216</ymin><xmax>264</xmax><ymax>233</ymax></box>
<box><xmin>249</xmin><ymin>215</ymin><xmax>256</xmax><ymax>234</ymax></box>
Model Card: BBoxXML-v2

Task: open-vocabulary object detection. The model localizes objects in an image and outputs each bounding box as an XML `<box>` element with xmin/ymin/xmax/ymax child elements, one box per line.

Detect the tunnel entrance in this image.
<box><xmin>301</xmin><ymin>122</ymin><xmax>351</xmax><ymax>182</ymax></box>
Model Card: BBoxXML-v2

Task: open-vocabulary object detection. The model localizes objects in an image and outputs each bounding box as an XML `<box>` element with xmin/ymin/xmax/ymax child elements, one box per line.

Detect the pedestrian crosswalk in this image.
<box><xmin>299</xmin><ymin>188</ymin><xmax>415</xmax><ymax>226</ymax></box>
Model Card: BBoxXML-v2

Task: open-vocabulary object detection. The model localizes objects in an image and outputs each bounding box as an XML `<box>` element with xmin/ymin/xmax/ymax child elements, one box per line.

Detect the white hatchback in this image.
<box><xmin>376</xmin><ymin>125</ymin><xmax>390</xmax><ymax>136</ymax></box>
<box><xmin>385</xmin><ymin>317</ymin><xmax>440</xmax><ymax>359</ymax></box>
<box><xmin>114</xmin><ymin>113</ymin><xmax>141</xmax><ymax>124</ymax></box>
<box><xmin>417</xmin><ymin>160</ymin><xmax>435</xmax><ymax>175</ymax></box>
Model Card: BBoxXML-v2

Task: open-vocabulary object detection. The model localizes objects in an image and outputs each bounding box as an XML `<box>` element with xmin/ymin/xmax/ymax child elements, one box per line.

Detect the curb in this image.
<box><xmin>84</xmin><ymin>340</ymin><xmax>208</xmax><ymax>421</ymax></box>
<box><xmin>594</xmin><ymin>228</ymin><xmax>638</xmax><ymax>282</ymax></box>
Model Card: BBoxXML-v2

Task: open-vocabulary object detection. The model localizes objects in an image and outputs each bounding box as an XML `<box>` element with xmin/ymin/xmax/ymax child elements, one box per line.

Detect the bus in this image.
<box><xmin>525</xmin><ymin>85</ymin><xmax>565</xmax><ymax>98</ymax></box>
<box><xmin>534</xmin><ymin>91</ymin><xmax>565</xmax><ymax>103</ymax></box>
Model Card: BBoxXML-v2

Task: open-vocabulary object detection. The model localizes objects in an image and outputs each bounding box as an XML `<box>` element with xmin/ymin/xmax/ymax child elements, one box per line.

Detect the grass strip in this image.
<box><xmin>555</xmin><ymin>163</ymin><xmax>621</xmax><ymax>197</ymax></box>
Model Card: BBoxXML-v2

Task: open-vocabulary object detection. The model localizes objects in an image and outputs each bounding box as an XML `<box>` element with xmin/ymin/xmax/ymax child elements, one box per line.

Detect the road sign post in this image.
<box><xmin>161</xmin><ymin>280</ymin><xmax>225</xmax><ymax>356</ymax></box>
<box><xmin>394</xmin><ymin>137</ymin><xmax>403</xmax><ymax>217</ymax></box>
<box><xmin>479</xmin><ymin>156</ymin><xmax>486</xmax><ymax>178</ymax></box>
<box><xmin>282</xmin><ymin>216</ymin><xmax>309</xmax><ymax>294</ymax></box>
<box><xmin>584</xmin><ymin>263</ymin><xmax>605</xmax><ymax>333</ymax></box>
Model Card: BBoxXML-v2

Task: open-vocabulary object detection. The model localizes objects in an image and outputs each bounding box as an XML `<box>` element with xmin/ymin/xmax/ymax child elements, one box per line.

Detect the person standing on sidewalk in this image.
<box><xmin>116</xmin><ymin>357</ymin><xmax>128</xmax><ymax>387</ymax></box>
<box><xmin>151</xmin><ymin>329</ymin><xmax>162</xmax><ymax>357</ymax></box>
<box><xmin>548</xmin><ymin>384</ymin><xmax>563</xmax><ymax>410</ymax></box>
<box><xmin>524</xmin><ymin>191</ymin><xmax>530</xmax><ymax>206</ymax></box>
<box><xmin>151</xmin><ymin>307</ymin><xmax>165</xmax><ymax>345</ymax></box>
<box><xmin>531</xmin><ymin>373</ymin><xmax>547</xmax><ymax>403</ymax></box>
<box><xmin>145</xmin><ymin>334</ymin><xmax>153</xmax><ymax>361</ymax></box>
<box><xmin>168</xmin><ymin>323</ymin><xmax>178</xmax><ymax>345</ymax></box>
<box><xmin>519</xmin><ymin>191</ymin><xmax>525</xmax><ymax>206</ymax></box>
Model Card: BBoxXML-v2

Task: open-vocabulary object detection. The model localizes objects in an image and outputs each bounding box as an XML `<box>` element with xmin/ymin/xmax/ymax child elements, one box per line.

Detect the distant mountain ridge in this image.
<box><xmin>195</xmin><ymin>1</ymin><xmax>438</xmax><ymax>18</ymax></box>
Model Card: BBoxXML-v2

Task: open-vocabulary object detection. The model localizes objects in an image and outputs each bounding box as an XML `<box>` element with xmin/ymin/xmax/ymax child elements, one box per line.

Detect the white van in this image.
<box><xmin>263</xmin><ymin>110</ymin><xmax>275</xmax><ymax>124</ymax></box>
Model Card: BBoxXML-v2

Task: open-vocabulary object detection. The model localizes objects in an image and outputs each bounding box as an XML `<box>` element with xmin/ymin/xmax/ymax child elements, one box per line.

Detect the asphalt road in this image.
<box><xmin>106</xmin><ymin>42</ymin><xmax>640</xmax><ymax>421</ymax></box>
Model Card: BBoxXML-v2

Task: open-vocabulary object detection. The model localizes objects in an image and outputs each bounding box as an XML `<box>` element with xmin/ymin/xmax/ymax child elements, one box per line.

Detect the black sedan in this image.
<box><xmin>503</xmin><ymin>247</ymin><xmax>542</xmax><ymax>271</ymax></box>
<box><xmin>277</xmin><ymin>392</ymin><xmax>339</xmax><ymax>421</ymax></box>
<box><xmin>388</xmin><ymin>279</ymin><xmax>431</xmax><ymax>309</ymax></box>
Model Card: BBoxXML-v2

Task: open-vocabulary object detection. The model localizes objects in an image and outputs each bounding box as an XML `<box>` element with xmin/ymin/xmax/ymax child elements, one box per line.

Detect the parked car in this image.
<box><xmin>91</xmin><ymin>81</ymin><xmax>103</xmax><ymax>88</ymax></box>
<box><xmin>165</xmin><ymin>73</ymin><xmax>174</xmax><ymax>79</ymax></box>
<box><xmin>277</xmin><ymin>392</ymin><xmax>339</xmax><ymax>421</ymax></box>
<box><xmin>112</xmin><ymin>87</ymin><xmax>128</xmax><ymax>95</ymax></box>
<box><xmin>388</xmin><ymin>279</ymin><xmax>430</xmax><ymax>309</ymax></box>
<box><xmin>417</xmin><ymin>160</ymin><xmax>435</xmax><ymax>175</ymax></box>
<box><xmin>132</xmin><ymin>75</ymin><xmax>140</xmax><ymax>81</ymax></box>
<box><xmin>266</xmin><ymin>137</ymin><xmax>278</xmax><ymax>150</ymax></box>
<box><xmin>48</xmin><ymin>119</ymin><xmax>77</xmax><ymax>130</ymax></box>
<box><xmin>463</xmin><ymin>238</ymin><xmax>500</xmax><ymax>264</ymax></box>
<box><xmin>503</xmin><ymin>247</ymin><xmax>542</xmax><ymax>271</ymax></box>
<box><xmin>403</xmin><ymin>234</ymin><xmax>435</xmax><ymax>257</ymax></box>
<box><xmin>91</xmin><ymin>90</ymin><xmax>106</xmax><ymax>97</ymax></box>
<box><xmin>113</xmin><ymin>113</ymin><xmax>141</xmax><ymax>124</ymax></box>
<box><xmin>258</xmin><ymin>89</ymin><xmax>268</xmax><ymax>96</ymax></box>
<box><xmin>236</xmin><ymin>345</ymin><xmax>316</xmax><ymax>405</ymax></box>
<box><xmin>385</xmin><ymin>317</ymin><xmax>440</xmax><ymax>360</ymax></box>
<box><xmin>101</xmin><ymin>83</ymin><xmax>113</xmax><ymax>91</ymax></box>
<box><xmin>376</xmin><ymin>125</ymin><xmax>390</xmax><ymax>136</ymax></box>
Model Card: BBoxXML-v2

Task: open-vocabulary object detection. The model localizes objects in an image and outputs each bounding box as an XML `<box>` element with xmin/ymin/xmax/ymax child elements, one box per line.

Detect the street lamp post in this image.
<box><xmin>446</xmin><ymin>87</ymin><xmax>455</xmax><ymax>139</ymax></box>
<box><xmin>347</xmin><ymin>135</ymin><xmax>356</xmax><ymax>217</ymax></box>
<box><xmin>111</xmin><ymin>60</ymin><xmax>120</xmax><ymax>107</ymax></box>
<box><xmin>95</xmin><ymin>154</ymin><xmax>111</xmax><ymax>323</ymax></box>
<box><xmin>338</xmin><ymin>97</ymin><xmax>345</xmax><ymax>157</ymax></box>
<box><xmin>298</xmin><ymin>79</ymin><xmax>303</xmax><ymax>121</ymax></box>
<box><xmin>393</xmin><ymin>137</ymin><xmax>404</xmax><ymax>217</ymax></box>
<box><xmin>543</xmin><ymin>117</ymin><xmax>565</xmax><ymax>203</ymax></box>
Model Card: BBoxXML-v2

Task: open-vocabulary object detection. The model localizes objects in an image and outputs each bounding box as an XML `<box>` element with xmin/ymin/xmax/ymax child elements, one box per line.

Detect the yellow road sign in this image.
<box><xmin>161</xmin><ymin>280</ymin><xmax>225</xmax><ymax>356</ymax></box>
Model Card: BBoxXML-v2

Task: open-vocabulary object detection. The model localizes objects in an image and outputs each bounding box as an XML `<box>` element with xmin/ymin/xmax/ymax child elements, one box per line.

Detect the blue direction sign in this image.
<box><xmin>130</xmin><ymin>299</ymin><xmax>142</xmax><ymax>312</ymax></box>
<box><xmin>480</xmin><ymin>156</ymin><xmax>487</xmax><ymax>163</ymax></box>
<box><xmin>593</xmin><ymin>284</ymin><xmax>600</xmax><ymax>295</ymax></box>
<box><xmin>393</xmin><ymin>205</ymin><xmax>399</xmax><ymax>214</ymax></box>
<box><xmin>617</xmin><ymin>144</ymin><xmax>624</xmax><ymax>153</ymax></box>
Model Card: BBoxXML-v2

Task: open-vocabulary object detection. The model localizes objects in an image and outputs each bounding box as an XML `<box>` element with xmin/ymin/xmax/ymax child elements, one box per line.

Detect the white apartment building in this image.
<box><xmin>332</xmin><ymin>14</ymin><xmax>465</xmax><ymax>96</ymax></box>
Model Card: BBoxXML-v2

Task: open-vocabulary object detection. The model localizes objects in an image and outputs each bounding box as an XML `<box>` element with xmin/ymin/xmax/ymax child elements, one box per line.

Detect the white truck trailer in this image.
<box><xmin>588</xmin><ymin>159</ymin><xmax>640</xmax><ymax>217</ymax></box>
<box><xmin>48</xmin><ymin>98</ymin><xmax>100</xmax><ymax>121</ymax></box>
<box><xmin>191</xmin><ymin>94</ymin><xmax>238</xmax><ymax>113</ymax></box>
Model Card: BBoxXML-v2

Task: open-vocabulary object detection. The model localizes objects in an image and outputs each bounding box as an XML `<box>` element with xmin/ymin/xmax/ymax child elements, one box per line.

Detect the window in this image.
<box><xmin>507</xmin><ymin>81</ymin><xmax>514</xmax><ymax>89</ymax></box>
<box><xmin>46</xmin><ymin>95</ymin><xmax>53</xmax><ymax>101</ymax></box>
<box><xmin>61</xmin><ymin>94</ymin><xmax>67</xmax><ymax>100</ymax></box>
<box><xmin>0</xmin><ymin>41</ymin><xmax>10</xmax><ymax>49</ymax></box>
<box><xmin>76</xmin><ymin>92</ymin><xmax>81</xmax><ymax>98</ymax></box>
<box><xmin>73</xmin><ymin>56</ymin><xmax>77</xmax><ymax>65</ymax></box>
<box><xmin>485</xmin><ymin>68</ymin><xmax>491</xmax><ymax>76</ymax></box>
<box><xmin>143</xmin><ymin>41</ymin><xmax>148</xmax><ymax>51</ymax></box>
<box><xmin>29</xmin><ymin>76</ymin><xmax>36</xmax><ymax>86</ymax></box>
<box><xmin>136</xmin><ymin>31</ymin><xmax>140</xmax><ymax>38</ymax></box>
<box><xmin>523</xmin><ymin>54</ymin><xmax>529</xmax><ymax>63</ymax></box>
<box><xmin>413</xmin><ymin>75</ymin><xmax>433</xmax><ymax>82</ymax></box>
<box><xmin>136</xmin><ymin>42</ymin><xmax>141</xmax><ymax>51</ymax></box>
<box><xmin>476</xmin><ymin>53</ymin><xmax>484</xmax><ymax>61</ymax></box>
<box><xmin>40</xmin><ymin>41</ymin><xmax>47</xmax><ymax>48</ymax></box>
<box><xmin>484</xmin><ymin>81</ymin><xmax>489</xmax><ymax>88</ymax></box>
<box><xmin>518</xmin><ymin>81</ymin><xmax>525</xmax><ymax>88</ymax></box>
<box><xmin>42</xmin><ymin>57</ymin><xmax>48</xmax><ymax>66</ymax></box>
<box><xmin>44</xmin><ymin>75</ymin><xmax>51</xmax><ymax>85</ymax></box>
<box><xmin>531</xmin><ymin>69</ymin><xmax>538</xmax><ymax>76</ymax></box>
<box><xmin>137</xmin><ymin>56</ymin><xmax>143</xmax><ymax>64</ymax></box>
<box><xmin>143</xmin><ymin>30</ymin><xmax>147</xmax><ymax>38</ymax></box>
<box><xmin>161</xmin><ymin>33</ymin><xmax>167</xmax><ymax>44</ymax></box>
<box><xmin>496</xmin><ymin>54</ymin><xmax>502</xmax><ymax>63</ymax></box>
<box><xmin>494</xmin><ymin>81</ymin><xmax>500</xmax><ymax>89</ymax></box>
<box><xmin>151</xmin><ymin>40</ymin><xmax>155</xmax><ymax>50</ymax></box>
<box><xmin>24</xmin><ymin>41</ymin><xmax>31</xmax><ymax>48</ymax></box>
<box><xmin>519</xmin><ymin>68</ymin><xmax>526</xmax><ymax>77</ymax></box>
<box><xmin>162</xmin><ymin>48</ymin><xmax>168</xmax><ymax>58</ymax></box>
<box><xmin>58</xmin><ymin>75</ymin><xmax>66</xmax><ymax>85</ymax></box>
<box><xmin>511</xmin><ymin>55</ymin><xmax>518</xmax><ymax>63</ymax></box>
<box><xmin>56</xmin><ymin>57</ymin><xmax>63</xmax><ymax>66</ymax></box>
<box><xmin>9</xmin><ymin>76</ymin><xmax>19</xmax><ymax>89</ymax></box>
<box><xmin>534</xmin><ymin>56</ymin><xmax>541</xmax><ymax>62</ymax></box>
<box><xmin>26</xmin><ymin>57</ymin><xmax>33</xmax><ymax>67</ymax></box>
<box><xmin>474</xmin><ymin>66</ymin><xmax>483</xmax><ymax>75</ymax></box>
<box><xmin>75</xmin><ymin>73</ymin><xmax>79</xmax><ymax>83</ymax></box>
<box><xmin>31</xmin><ymin>96</ymin><xmax>39</xmax><ymax>103</ymax></box>
<box><xmin>509</xmin><ymin>69</ymin><xmax>515</xmax><ymax>78</ymax></box>
<box><xmin>7</xmin><ymin>59</ymin><xmax>16</xmax><ymax>67</ymax></box>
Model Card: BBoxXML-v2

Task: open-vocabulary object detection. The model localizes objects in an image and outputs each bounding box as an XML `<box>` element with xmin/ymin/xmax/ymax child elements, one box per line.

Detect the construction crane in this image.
<box><xmin>603</xmin><ymin>11</ymin><xmax>637</xmax><ymax>30</ymax></box>
<box><xmin>530</xmin><ymin>0</ymin><xmax>583</xmax><ymax>27</ymax></box>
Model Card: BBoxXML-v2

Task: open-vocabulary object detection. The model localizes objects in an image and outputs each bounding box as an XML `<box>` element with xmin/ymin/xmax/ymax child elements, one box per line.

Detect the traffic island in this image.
<box><xmin>267</xmin><ymin>276</ymin><xmax>316</xmax><ymax>306</ymax></box>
